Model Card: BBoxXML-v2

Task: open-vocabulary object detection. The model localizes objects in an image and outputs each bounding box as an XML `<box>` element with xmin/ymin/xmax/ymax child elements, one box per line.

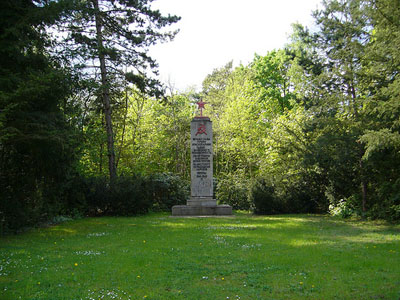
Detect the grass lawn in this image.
<box><xmin>0</xmin><ymin>212</ymin><xmax>399</xmax><ymax>300</ymax></box>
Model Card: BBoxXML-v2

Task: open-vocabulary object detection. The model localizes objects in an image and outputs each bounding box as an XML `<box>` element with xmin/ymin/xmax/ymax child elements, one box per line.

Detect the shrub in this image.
<box><xmin>329</xmin><ymin>199</ymin><xmax>355</xmax><ymax>218</ymax></box>
<box><xmin>83</xmin><ymin>176</ymin><xmax>111</xmax><ymax>215</ymax></box>
<box><xmin>0</xmin><ymin>174</ymin><xmax>71</xmax><ymax>233</ymax></box>
<box><xmin>150</xmin><ymin>173</ymin><xmax>189</xmax><ymax>211</ymax></box>
<box><xmin>0</xmin><ymin>182</ymin><xmax>45</xmax><ymax>233</ymax></box>
<box><xmin>283</xmin><ymin>182</ymin><xmax>321</xmax><ymax>214</ymax></box>
<box><xmin>83</xmin><ymin>173</ymin><xmax>189</xmax><ymax>216</ymax></box>
<box><xmin>61</xmin><ymin>174</ymin><xmax>88</xmax><ymax>217</ymax></box>
<box><xmin>0</xmin><ymin>172</ymin><xmax>190</xmax><ymax>234</ymax></box>
<box><xmin>83</xmin><ymin>175</ymin><xmax>152</xmax><ymax>216</ymax></box>
<box><xmin>216</xmin><ymin>174</ymin><xmax>252</xmax><ymax>210</ymax></box>
<box><xmin>368</xmin><ymin>179</ymin><xmax>400</xmax><ymax>222</ymax></box>
<box><xmin>109</xmin><ymin>175</ymin><xmax>154</xmax><ymax>215</ymax></box>
<box><xmin>250</xmin><ymin>178</ymin><xmax>280</xmax><ymax>214</ymax></box>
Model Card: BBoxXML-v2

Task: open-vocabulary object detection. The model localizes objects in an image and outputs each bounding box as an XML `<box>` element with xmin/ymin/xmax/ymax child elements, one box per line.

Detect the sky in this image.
<box><xmin>149</xmin><ymin>0</ymin><xmax>322</xmax><ymax>92</ymax></box>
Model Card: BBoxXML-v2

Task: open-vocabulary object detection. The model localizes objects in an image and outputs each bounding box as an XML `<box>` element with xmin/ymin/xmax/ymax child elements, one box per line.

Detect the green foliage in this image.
<box><xmin>329</xmin><ymin>199</ymin><xmax>356</xmax><ymax>218</ymax></box>
<box><xmin>250</xmin><ymin>178</ymin><xmax>320</xmax><ymax>215</ymax></box>
<box><xmin>54</xmin><ymin>0</ymin><xmax>180</xmax><ymax>97</ymax></box>
<box><xmin>108</xmin><ymin>176</ymin><xmax>154</xmax><ymax>215</ymax></box>
<box><xmin>368</xmin><ymin>178</ymin><xmax>400</xmax><ymax>222</ymax></box>
<box><xmin>216</xmin><ymin>173</ymin><xmax>252</xmax><ymax>210</ymax></box>
<box><xmin>82</xmin><ymin>174</ymin><xmax>189</xmax><ymax>216</ymax></box>
<box><xmin>250</xmin><ymin>179</ymin><xmax>279</xmax><ymax>214</ymax></box>
<box><xmin>48</xmin><ymin>0</ymin><xmax>181</xmax><ymax>179</ymax></box>
<box><xmin>119</xmin><ymin>92</ymin><xmax>193</xmax><ymax>177</ymax></box>
<box><xmin>214</xmin><ymin>65</ymin><xmax>265</xmax><ymax>177</ymax></box>
<box><xmin>251</xmin><ymin>50</ymin><xmax>295</xmax><ymax>114</ymax></box>
<box><xmin>150</xmin><ymin>173</ymin><xmax>189</xmax><ymax>211</ymax></box>
<box><xmin>0</xmin><ymin>0</ymin><xmax>82</xmax><ymax>232</ymax></box>
<box><xmin>3</xmin><ymin>0</ymin><xmax>400</xmax><ymax>227</ymax></box>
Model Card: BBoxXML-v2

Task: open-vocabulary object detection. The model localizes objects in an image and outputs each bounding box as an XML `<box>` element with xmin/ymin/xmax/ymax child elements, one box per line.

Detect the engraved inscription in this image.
<box><xmin>191</xmin><ymin>120</ymin><xmax>213</xmax><ymax>197</ymax></box>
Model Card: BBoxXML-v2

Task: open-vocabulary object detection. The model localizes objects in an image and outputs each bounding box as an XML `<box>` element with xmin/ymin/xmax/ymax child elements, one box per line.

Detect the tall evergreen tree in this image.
<box><xmin>308</xmin><ymin>0</ymin><xmax>372</xmax><ymax>211</ymax></box>
<box><xmin>361</xmin><ymin>0</ymin><xmax>400</xmax><ymax>156</ymax></box>
<box><xmin>53</xmin><ymin>0</ymin><xmax>180</xmax><ymax>180</ymax></box>
<box><xmin>358</xmin><ymin>0</ymin><xmax>400</xmax><ymax>219</ymax></box>
<box><xmin>0</xmin><ymin>0</ymin><xmax>79</xmax><ymax>231</ymax></box>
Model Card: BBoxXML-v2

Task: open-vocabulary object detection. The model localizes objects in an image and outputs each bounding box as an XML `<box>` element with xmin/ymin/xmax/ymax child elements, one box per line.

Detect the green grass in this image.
<box><xmin>1</xmin><ymin>213</ymin><xmax>399</xmax><ymax>300</ymax></box>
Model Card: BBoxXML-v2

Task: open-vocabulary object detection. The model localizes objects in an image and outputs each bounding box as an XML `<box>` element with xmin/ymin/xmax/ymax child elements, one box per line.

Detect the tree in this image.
<box><xmin>202</xmin><ymin>61</ymin><xmax>233</xmax><ymax>119</ymax></box>
<box><xmin>305</xmin><ymin>0</ymin><xmax>372</xmax><ymax>211</ymax></box>
<box><xmin>358</xmin><ymin>0</ymin><xmax>400</xmax><ymax>219</ymax></box>
<box><xmin>201</xmin><ymin>62</ymin><xmax>234</xmax><ymax>176</ymax></box>
<box><xmin>251</xmin><ymin>50</ymin><xmax>295</xmax><ymax>115</ymax></box>
<box><xmin>0</xmin><ymin>0</ymin><xmax>80</xmax><ymax>230</ymax></box>
<box><xmin>54</xmin><ymin>0</ymin><xmax>180</xmax><ymax>180</ymax></box>
<box><xmin>360</xmin><ymin>0</ymin><xmax>400</xmax><ymax>157</ymax></box>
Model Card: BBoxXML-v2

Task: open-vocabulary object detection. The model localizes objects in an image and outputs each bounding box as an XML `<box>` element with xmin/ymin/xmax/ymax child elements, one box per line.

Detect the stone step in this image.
<box><xmin>171</xmin><ymin>205</ymin><xmax>232</xmax><ymax>216</ymax></box>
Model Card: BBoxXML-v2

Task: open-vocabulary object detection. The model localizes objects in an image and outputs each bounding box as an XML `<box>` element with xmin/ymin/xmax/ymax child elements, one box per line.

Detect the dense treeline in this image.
<box><xmin>0</xmin><ymin>0</ymin><xmax>183</xmax><ymax>232</ymax></box>
<box><xmin>1</xmin><ymin>0</ymin><xmax>399</xmax><ymax>232</ymax></box>
<box><xmin>207</xmin><ymin>0</ymin><xmax>400</xmax><ymax>220</ymax></box>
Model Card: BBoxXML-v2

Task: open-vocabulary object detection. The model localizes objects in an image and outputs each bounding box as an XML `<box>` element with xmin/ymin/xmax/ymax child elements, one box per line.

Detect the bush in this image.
<box><xmin>283</xmin><ymin>181</ymin><xmax>321</xmax><ymax>214</ymax></box>
<box><xmin>83</xmin><ymin>173</ymin><xmax>189</xmax><ymax>216</ymax></box>
<box><xmin>83</xmin><ymin>176</ymin><xmax>111</xmax><ymax>215</ymax></box>
<box><xmin>329</xmin><ymin>199</ymin><xmax>355</xmax><ymax>218</ymax></box>
<box><xmin>368</xmin><ymin>179</ymin><xmax>400</xmax><ymax>222</ymax></box>
<box><xmin>250</xmin><ymin>177</ymin><xmax>320</xmax><ymax>214</ymax></box>
<box><xmin>0</xmin><ymin>181</ymin><xmax>45</xmax><ymax>233</ymax></box>
<box><xmin>150</xmin><ymin>173</ymin><xmax>189</xmax><ymax>211</ymax></box>
<box><xmin>110</xmin><ymin>175</ymin><xmax>154</xmax><ymax>215</ymax></box>
<box><xmin>0</xmin><ymin>172</ymin><xmax>74</xmax><ymax>233</ymax></box>
<box><xmin>0</xmin><ymin>172</ymin><xmax>190</xmax><ymax>234</ymax></box>
<box><xmin>216</xmin><ymin>174</ymin><xmax>252</xmax><ymax>210</ymax></box>
<box><xmin>61</xmin><ymin>174</ymin><xmax>88</xmax><ymax>217</ymax></box>
<box><xmin>82</xmin><ymin>175</ymin><xmax>149</xmax><ymax>216</ymax></box>
<box><xmin>250</xmin><ymin>178</ymin><xmax>280</xmax><ymax>214</ymax></box>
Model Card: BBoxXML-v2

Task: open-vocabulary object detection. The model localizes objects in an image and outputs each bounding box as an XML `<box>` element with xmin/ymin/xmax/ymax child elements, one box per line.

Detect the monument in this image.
<box><xmin>172</xmin><ymin>100</ymin><xmax>232</xmax><ymax>216</ymax></box>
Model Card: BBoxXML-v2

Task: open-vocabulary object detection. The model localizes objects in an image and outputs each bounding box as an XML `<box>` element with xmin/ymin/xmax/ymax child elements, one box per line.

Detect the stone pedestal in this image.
<box><xmin>171</xmin><ymin>204</ymin><xmax>232</xmax><ymax>216</ymax></box>
<box><xmin>172</xmin><ymin>117</ymin><xmax>232</xmax><ymax>216</ymax></box>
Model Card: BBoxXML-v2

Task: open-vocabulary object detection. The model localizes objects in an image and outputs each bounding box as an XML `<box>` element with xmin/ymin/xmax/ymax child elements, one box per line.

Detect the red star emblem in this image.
<box><xmin>196</xmin><ymin>100</ymin><xmax>207</xmax><ymax>117</ymax></box>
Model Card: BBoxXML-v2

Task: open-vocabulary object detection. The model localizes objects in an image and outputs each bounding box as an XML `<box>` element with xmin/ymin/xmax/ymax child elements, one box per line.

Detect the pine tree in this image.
<box><xmin>0</xmin><ymin>0</ymin><xmax>79</xmax><ymax>230</ymax></box>
<box><xmin>53</xmin><ymin>0</ymin><xmax>180</xmax><ymax>180</ymax></box>
<box><xmin>310</xmin><ymin>0</ymin><xmax>372</xmax><ymax>211</ymax></box>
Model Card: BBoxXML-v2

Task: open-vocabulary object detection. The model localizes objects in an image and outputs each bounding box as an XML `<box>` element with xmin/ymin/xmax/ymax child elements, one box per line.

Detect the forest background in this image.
<box><xmin>1</xmin><ymin>0</ymin><xmax>399</xmax><ymax>233</ymax></box>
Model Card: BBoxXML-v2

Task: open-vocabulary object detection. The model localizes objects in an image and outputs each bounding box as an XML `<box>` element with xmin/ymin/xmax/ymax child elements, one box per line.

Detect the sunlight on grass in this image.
<box><xmin>0</xmin><ymin>213</ymin><xmax>399</xmax><ymax>300</ymax></box>
<box><xmin>337</xmin><ymin>233</ymin><xmax>400</xmax><ymax>244</ymax></box>
<box><xmin>49</xmin><ymin>228</ymin><xmax>77</xmax><ymax>234</ymax></box>
<box><xmin>288</xmin><ymin>239</ymin><xmax>320</xmax><ymax>247</ymax></box>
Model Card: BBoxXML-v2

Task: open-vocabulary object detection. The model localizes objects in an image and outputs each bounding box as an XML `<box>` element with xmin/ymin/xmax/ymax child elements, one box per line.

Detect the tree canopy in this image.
<box><xmin>1</xmin><ymin>0</ymin><xmax>400</xmax><ymax>232</ymax></box>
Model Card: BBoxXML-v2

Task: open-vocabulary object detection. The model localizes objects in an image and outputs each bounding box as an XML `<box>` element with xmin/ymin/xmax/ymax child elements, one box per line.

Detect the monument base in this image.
<box><xmin>171</xmin><ymin>204</ymin><xmax>232</xmax><ymax>216</ymax></box>
<box><xmin>187</xmin><ymin>197</ymin><xmax>216</xmax><ymax>206</ymax></box>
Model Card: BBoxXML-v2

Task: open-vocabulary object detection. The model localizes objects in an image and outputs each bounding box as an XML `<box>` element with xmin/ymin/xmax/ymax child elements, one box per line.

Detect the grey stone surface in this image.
<box><xmin>172</xmin><ymin>116</ymin><xmax>232</xmax><ymax>216</ymax></box>
<box><xmin>190</xmin><ymin>117</ymin><xmax>213</xmax><ymax>198</ymax></box>
<box><xmin>172</xmin><ymin>205</ymin><xmax>232</xmax><ymax>216</ymax></box>
<box><xmin>187</xmin><ymin>197</ymin><xmax>216</xmax><ymax>206</ymax></box>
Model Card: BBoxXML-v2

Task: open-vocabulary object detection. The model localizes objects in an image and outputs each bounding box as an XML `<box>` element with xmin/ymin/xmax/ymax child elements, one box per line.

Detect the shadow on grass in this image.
<box><xmin>0</xmin><ymin>213</ymin><xmax>399</xmax><ymax>300</ymax></box>
<box><xmin>158</xmin><ymin>213</ymin><xmax>400</xmax><ymax>246</ymax></box>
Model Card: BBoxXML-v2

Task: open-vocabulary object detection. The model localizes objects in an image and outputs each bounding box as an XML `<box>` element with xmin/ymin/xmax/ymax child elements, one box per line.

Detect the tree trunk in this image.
<box><xmin>93</xmin><ymin>0</ymin><xmax>117</xmax><ymax>180</ymax></box>
<box><xmin>116</xmin><ymin>88</ymin><xmax>129</xmax><ymax>170</ymax></box>
<box><xmin>348</xmin><ymin>79</ymin><xmax>367</xmax><ymax>212</ymax></box>
<box><xmin>360</xmin><ymin>149</ymin><xmax>367</xmax><ymax>212</ymax></box>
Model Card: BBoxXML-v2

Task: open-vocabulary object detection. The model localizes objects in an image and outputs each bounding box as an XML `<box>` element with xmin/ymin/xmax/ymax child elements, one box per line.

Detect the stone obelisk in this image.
<box><xmin>172</xmin><ymin>100</ymin><xmax>232</xmax><ymax>216</ymax></box>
